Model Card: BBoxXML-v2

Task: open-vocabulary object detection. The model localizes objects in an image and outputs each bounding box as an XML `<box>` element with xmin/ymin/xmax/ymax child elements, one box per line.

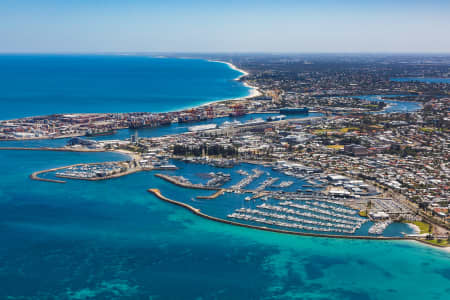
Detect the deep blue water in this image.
<box><xmin>0</xmin><ymin>150</ymin><xmax>449</xmax><ymax>299</ymax></box>
<box><xmin>391</xmin><ymin>77</ymin><xmax>450</xmax><ymax>84</ymax></box>
<box><xmin>0</xmin><ymin>55</ymin><xmax>251</xmax><ymax>120</ymax></box>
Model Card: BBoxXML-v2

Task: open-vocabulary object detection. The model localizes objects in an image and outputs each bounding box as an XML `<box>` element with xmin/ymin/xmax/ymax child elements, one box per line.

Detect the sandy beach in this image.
<box><xmin>139</xmin><ymin>58</ymin><xmax>262</xmax><ymax>114</ymax></box>
<box><xmin>406</xmin><ymin>223</ymin><xmax>421</xmax><ymax>234</ymax></box>
<box><xmin>210</xmin><ymin>60</ymin><xmax>249</xmax><ymax>79</ymax></box>
<box><xmin>208</xmin><ymin>59</ymin><xmax>262</xmax><ymax>99</ymax></box>
<box><xmin>411</xmin><ymin>239</ymin><xmax>450</xmax><ymax>254</ymax></box>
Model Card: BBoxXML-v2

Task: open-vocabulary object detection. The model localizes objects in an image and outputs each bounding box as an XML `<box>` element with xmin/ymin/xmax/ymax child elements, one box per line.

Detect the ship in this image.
<box><xmin>85</xmin><ymin>128</ymin><xmax>117</xmax><ymax>137</ymax></box>
<box><xmin>242</xmin><ymin>118</ymin><xmax>266</xmax><ymax>126</ymax></box>
<box><xmin>279</xmin><ymin>107</ymin><xmax>309</xmax><ymax>114</ymax></box>
<box><xmin>267</xmin><ymin>114</ymin><xmax>286</xmax><ymax>121</ymax></box>
<box><xmin>188</xmin><ymin>124</ymin><xmax>217</xmax><ymax>132</ymax></box>
<box><xmin>178</xmin><ymin>115</ymin><xmax>208</xmax><ymax>123</ymax></box>
<box><xmin>220</xmin><ymin>120</ymin><xmax>242</xmax><ymax>128</ymax></box>
<box><xmin>129</xmin><ymin>119</ymin><xmax>171</xmax><ymax>129</ymax></box>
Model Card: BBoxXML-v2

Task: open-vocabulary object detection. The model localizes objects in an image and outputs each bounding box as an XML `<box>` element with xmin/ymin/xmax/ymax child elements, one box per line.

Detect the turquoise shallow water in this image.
<box><xmin>0</xmin><ymin>150</ymin><xmax>449</xmax><ymax>299</ymax></box>
<box><xmin>0</xmin><ymin>55</ymin><xmax>251</xmax><ymax>120</ymax></box>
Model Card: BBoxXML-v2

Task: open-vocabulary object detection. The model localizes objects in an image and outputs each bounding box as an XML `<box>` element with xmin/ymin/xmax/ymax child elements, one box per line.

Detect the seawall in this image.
<box><xmin>155</xmin><ymin>173</ymin><xmax>221</xmax><ymax>190</ymax></box>
<box><xmin>196</xmin><ymin>189</ymin><xmax>225</xmax><ymax>199</ymax></box>
<box><xmin>148</xmin><ymin>188</ymin><xmax>408</xmax><ymax>241</ymax></box>
<box><xmin>0</xmin><ymin>147</ymin><xmax>104</xmax><ymax>152</ymax></box>
<box><xmin>30</xmin><ymin>161</ymin><xmax>136</xmax><ymax>183</ymax></box>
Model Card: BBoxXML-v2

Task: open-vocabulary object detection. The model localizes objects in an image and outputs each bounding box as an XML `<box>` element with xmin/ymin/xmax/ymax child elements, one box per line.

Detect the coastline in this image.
<box><xmin>1</xmin><ymin>56</ymin><xmax>445</xmax><ymax>252</ymax></box>
<box><xmin>406</xmin><ymin>223</ymin><xmax>421</xmax><ymax>235</ymax></box>
<box><xmin>156</xmin><ymin>59</ymin><xmax>262</xmax><ymax>113</ymax></box>
<box><xmin>409</xmin><ymin>239</ymin><xmax>450</xmax><ymax>254</ymax></box>
<box><xmin>206</xmin><ymin>60</ymin><xmax>262</xmax><ymax>96</ymax></box>
<box><xmin>208</xmin><ymin>60</ymin><xmax>248</xmax><ymax>79</ymax></box>
<box><xmin>5</xmin><ymin>145</ymin><xmax>448</xmax><ymax>252</ymax></box>
<box><xmin>0</xmin><ymin>58</ymin><xmax>264</xmax><ymax>142</ymax></box>
<box><xmin>168</xmin><ymin>59</ymin><xmax>262</xmax><ymax>113</ymax></box>
<box><xmin>0</xmin><ymin>57</ymin><xmax>261</xmax><ymax>122</ymax></box>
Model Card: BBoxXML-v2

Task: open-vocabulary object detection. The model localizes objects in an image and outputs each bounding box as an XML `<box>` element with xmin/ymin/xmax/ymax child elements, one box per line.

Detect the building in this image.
<box><xmin>344</xmin><ymin>144</ymin><xmax>368</xmax><ymax>156</ymax></box>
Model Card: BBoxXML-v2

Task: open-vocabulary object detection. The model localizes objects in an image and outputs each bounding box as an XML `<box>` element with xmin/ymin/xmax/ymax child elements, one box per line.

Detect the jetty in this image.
<box><xmin>196</xmin><ymin>189</ymin><xmax>226</xmax><ymax>199</ymax></box>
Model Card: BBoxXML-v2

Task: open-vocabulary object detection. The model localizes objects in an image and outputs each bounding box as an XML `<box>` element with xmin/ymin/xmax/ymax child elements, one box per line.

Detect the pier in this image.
<box><xmin>231</xmin><ymin>168</ymin><xmax>264</xmax><ymax>189</ymax></box>
<box><xmin>196</xmin><ymin>189</ymin><xmax>226</xmax><ymax>199</ymax></box>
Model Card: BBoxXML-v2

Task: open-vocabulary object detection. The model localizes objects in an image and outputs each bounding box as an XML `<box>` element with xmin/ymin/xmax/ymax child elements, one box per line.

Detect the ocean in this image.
<box><xmin>0</xmin><ymin>55</ymin><xmax>448</xmax><ymax>299</ymax></box>
<box><xmin>0</xmin><ymin>150</ymin><xmax>449</xmax><ymax>299</ymax></box>
<box><xmin>0</xmin><ymin>54</ymin><xmax>251</xmax><ymax>120</ymax></box>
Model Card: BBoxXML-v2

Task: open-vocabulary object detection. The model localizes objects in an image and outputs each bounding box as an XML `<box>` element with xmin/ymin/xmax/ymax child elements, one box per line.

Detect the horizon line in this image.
<box><xmin>1</xmin><ymin>51</ymin><xmax>450</xmax><ymax>56</ymax></box>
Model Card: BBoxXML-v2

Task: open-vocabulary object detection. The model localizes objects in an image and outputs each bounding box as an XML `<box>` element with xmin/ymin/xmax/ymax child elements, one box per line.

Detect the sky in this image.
<box><xmin>0</xmin><ymin>0</ymin><xmax>449</xmax><ymax>53</ymax></box>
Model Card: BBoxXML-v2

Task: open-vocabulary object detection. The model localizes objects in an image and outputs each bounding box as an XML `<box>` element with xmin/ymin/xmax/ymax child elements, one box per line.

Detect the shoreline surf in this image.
<box><xmin>0</xmin><ymin>56</ymin><xmax>260</xmax><ymax>121</ymax></box>
<box><xmin>170</xmin><ymin>59</ymin><xmax>262</xmax><ymax>112</ymax></box>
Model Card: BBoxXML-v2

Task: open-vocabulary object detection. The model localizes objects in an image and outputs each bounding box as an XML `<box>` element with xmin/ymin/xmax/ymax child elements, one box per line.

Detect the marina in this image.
<box><xmin>228</xmin><ymin>201</ymin><xmax>367</xmax><ymax>234</ymax></box>
<box><xmin>368</xmin><ymin>220</ymin><xmax>393</xmax><ymax>235</ymax></box>
<box><xmin>145</xmin><ymin>160</ymin><xmax>416</xmax><ymax>237</ymax></box>
<box><xmin>231</xmin><ymin>168</ymin><xmax>264</xmax><ymax>189</ymax></box>
<box><xmin>55</xmin><ymin>162</ymin><xmax>127</xmax><ymax>179</ymax></box>
<box><xmin>23</xmin><ymin>147</ymin><xmax>422</xmax><ymax>239</ymax></box>
<box><xmin>147</xmin><ymin>186</ymin><xmax>417</xmax><ymax>240</ymax></box>
<box><xmin>25</xmin><ymin>152</ymin><xmax>421</xmax><ymax>238</ymax></box>
<box><xmin>1</xmin><ymin>146</ymin><xmax>448</xmax><ymax>299</ymax></box>
<box><xmin>0</xmin><ymin>48</ymin><xmax>448</xmax><ymax>300</ymax></box>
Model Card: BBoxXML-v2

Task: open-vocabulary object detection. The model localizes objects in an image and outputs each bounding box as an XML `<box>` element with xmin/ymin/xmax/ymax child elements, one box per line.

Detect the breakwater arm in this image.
<box><xmin>30</xmin><ymin>161</ymin><xmax>139</xmax><ymax>183</ymax></box>
<box><xmin>155</xmin><ymin>173</ymin><xmax>221</xmax><ymax>190</ymax></box>
<box><xmin>196</xmin><ymin>189</ymin><xmax>225</xmax><ymax>199</ymax></box>
<box><xmin>147</xmin><ymin>188</ymin><xmax>408</xmax><ymax>241</ymax></box>
<box><xmin>0</xmin><ymin>147</ymin><xmax>104</xmax><ymax>152</ymax></box>
<box><xmin>30</xmin><ymin>166</ymin><xmax>69</xmax><ymax>183</ymax></box>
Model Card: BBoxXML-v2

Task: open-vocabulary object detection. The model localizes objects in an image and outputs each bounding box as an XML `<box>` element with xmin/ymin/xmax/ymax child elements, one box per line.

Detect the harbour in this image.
<box><xmin>0</xmin><ymin>52</ymin><xmax>448</xmax><ymax>299</ymax></box>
